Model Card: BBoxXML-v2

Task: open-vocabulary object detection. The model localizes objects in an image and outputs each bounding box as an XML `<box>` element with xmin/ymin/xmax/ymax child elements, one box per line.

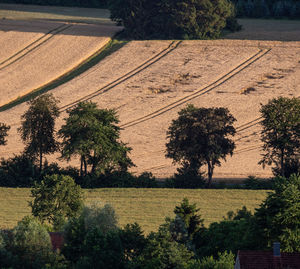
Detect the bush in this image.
<box><xmin>0</xmin><ymin>155</ymin><xmax>38</xmax><ymax>187</ymax></box>
<box><xmin>83</xmin><ymin>171</ymin><xmax>158</xmax><ymax>188</ymax></box>
<box><xmin>188</xmin><ymin>251</ymin><xmax>235</xmax><ymax>269</ymax></box>
<box><xmin>63</xmin><ymin>203</ymin><xmax>119</xmax><ymax>263</ymax></box>
<box><xmin>243</xmin><ymin>176</ymin><xmax>274</xmax><ymax>189</ymax></box>
<box><xmin>3</xmin><ymin>216</ymin><xmax>53</xmax><ymax>268</ymax></box>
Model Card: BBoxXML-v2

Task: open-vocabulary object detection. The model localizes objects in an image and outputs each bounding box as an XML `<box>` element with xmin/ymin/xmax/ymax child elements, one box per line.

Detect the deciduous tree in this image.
<box><xmin>30</xmin><ymin>174</ymin><xmax>83</xmax><ymax>230</ymax></box>
<box><xmin>259</xmin><ymin>97</ymin><xmax>300</xmax><ymax>177</ymax></box>
<box><xmin>18</xmin><ymin>94</ymin><xmax>60</xmax><ymax>171</ymax></box>
<box><xmin>108</xmin><ymin>0</ymin><xmax>235</xmax><ymax>39</ymax></box>
<box><xmin>166</xmin><ymin>104</ymin><xmax>236</xmax><ymax>186</ymax></box>
<box><xmin>58</xmin><ymin>102</ymin><xmax>133</xmax><ymax>177</ymax></box>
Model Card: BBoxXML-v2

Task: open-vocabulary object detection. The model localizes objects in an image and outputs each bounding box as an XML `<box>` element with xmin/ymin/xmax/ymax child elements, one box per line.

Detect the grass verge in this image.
<box><xmin>0</xmin><ymin>187</ymin><xmax>268</xmax><ymax>233</ymax></box>
<box><xmin>0</xmin><ymin>38</ymin><xmax>128</xmax><ymax>112</ymax></box>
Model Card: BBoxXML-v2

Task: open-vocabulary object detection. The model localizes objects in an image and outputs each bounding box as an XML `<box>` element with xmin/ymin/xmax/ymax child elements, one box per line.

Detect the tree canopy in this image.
<box><xmin>108</xmin><ymin>0</ymin><xmax>235</xmax><ymax>39</ymax></box>
<box><xmin>30</xmin><ymin>174</ymin><xmax>83</xmax><ymax>230</ymax></box>
<box><xmin>18</xmin><ymin>94</ymin><xmax>60</xmax><ymax>171</ymax></box>
<box><xmin>255</xmin><ymin>174</ymin><xmax>300</xmax><ymax>252</ymax></box>
<box><xmin>58</xmin><ymin>102</ymin><xmax>133</xmax><ymax>177</ymax></box>
<box><xmin>0</xmin><ymin>123</ymin><xmax>10</xmax><ymax>147</ymax></box>
<box><xmin>166</xmin><ymin>104</ymin><xmax>236</xmax><ymax>186</ymax></box>
<box><xmin>259</xmin><ymin>97</ymin><xmax>300</xmax><ymax>177</ymax></box>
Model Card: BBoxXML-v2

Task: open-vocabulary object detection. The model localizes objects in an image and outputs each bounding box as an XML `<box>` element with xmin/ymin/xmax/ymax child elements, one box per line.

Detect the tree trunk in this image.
<box><xmin>39</xmin><ymin>147</ymin><xmax>43</xmax><ymax>172</ymax></box>
<box><xmin>281</xmin><ymin>148</ymin><xmax>285</xmax><ymax>177</ymax></box>
<box><xmin>207</xmin><ymin>161</ymin><xmax>214</xmax><ymax>188</ymax></box>
<box><xmin>80</xmin><ymin>156</ymin><xmax>83</xmax><ymax>177</ymax></box>
<box><xmin>83</xmin><ymin>157</ymin><xmax>87</xmax><ymax>176</ymax></box>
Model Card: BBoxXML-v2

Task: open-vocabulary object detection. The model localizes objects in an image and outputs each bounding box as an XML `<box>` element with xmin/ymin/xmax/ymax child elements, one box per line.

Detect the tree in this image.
<box><xmin>58</xmin><ymin>101</ymin><xmax>133</xmax><ymax>177</ymax></box>
<box><xmin>29</xmin><ymin>174</ymin><xmax>83</xmax><ymax>230</ymax></box>
<box><xmin>166</xmin><ymin>104</ymin><xmax>236</xmax><ymax>186</ymax></box>
<box><xmin>10</xmin><ymin>216</ymin><xmax>53</xmax><ymax>268</ymax></box>
<box><xmin>108</xmin><ymin>0</ymin><xmax>235</xmax><ymax>39</ymax></box>
<box><xmin>0</xmin><ymin>123</ymin><xmax>10</xmax><ymax>147</ymax></box>
<box><xmin>254</xmin><ymin>174</ymin><xmax>300</xmax><ymax>252</ymax></box>
<box><xmin>18</xmin><ymin>94</ymin><xmax>60</xmax><ymax>171</ymax></box>
<box><xmin>259</xmin><ymin>97</ymin><xmax>300</xmax><ymax>177</ymax></box>
<box><xmin>174</xmin><ymin>198</ymin><xmax>204</xmax><ymax>240</ymax></box>
<box><xmin>63</xmin><ymin>203</ymin><xmax>121</xmax><ymax>266</ymax></box>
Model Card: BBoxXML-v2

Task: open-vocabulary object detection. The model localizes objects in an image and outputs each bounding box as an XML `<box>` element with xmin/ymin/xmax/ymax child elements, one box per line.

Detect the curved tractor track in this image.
<box><xmin>120</xmin><ymin>47</ymin><xmax>272</xmax><ymax>129</ymax></box>
<box><xmin>58</xmin><ymin>40</ymin><xmax>182</xmax><ymax>112</ymax></box>
<box><xmin>0</xmin><ymin>24</ymin><xmax>71</xmax><ymax>71</ymax></box>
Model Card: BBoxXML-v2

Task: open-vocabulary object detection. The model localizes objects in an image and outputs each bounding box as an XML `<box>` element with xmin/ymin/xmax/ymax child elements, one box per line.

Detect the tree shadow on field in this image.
<box><xmin>0</xmin><ymin>4</ymin><xmax>122</xmax><ymax>37</ymax></box>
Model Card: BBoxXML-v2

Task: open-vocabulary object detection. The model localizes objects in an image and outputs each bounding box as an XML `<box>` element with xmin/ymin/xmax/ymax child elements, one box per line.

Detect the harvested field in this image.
<box><xmin>0</xmin><ymin>18</ymin><xmax>299</xmax><ymax>181</ymax></box>
<box><xmin>0</xmin><ymin>19</ymin><xmax>121</xmax><ymax>106</ymax></box>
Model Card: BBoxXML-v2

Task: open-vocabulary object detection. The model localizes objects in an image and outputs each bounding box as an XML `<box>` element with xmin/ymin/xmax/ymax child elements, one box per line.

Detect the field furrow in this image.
<box><xmin>0</xmin><ymin>18</ymin><xmax>299</xmax><ymax>181</ymax></box>
<box><xmin>0</xmin><ymin>20</ymin><xmax>120</xmax><ymax>106</ymax></box>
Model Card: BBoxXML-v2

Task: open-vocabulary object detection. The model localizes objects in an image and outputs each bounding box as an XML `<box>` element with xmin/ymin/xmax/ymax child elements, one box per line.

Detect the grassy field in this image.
<box><xmin>0</xmin><ymin>188</ymin><xmax>268</xmax><ymax>233</ymax></box>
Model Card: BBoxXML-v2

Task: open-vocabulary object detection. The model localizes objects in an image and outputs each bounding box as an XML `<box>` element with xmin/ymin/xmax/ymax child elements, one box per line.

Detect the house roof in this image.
<box><xmin>237</xmin><ymin>250</ymin><xmax>300</xmax><ymax>269</ymax></box>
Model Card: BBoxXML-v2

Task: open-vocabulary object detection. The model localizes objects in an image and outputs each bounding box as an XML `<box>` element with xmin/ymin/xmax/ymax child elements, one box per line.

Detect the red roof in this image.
<box><xmin>49</xmin><ymin>232</ymin><xmax>64</xmax><ymax>251</ymax></box>
<box><xmin>237</xmin><ymin>250</ymin><xmax>300</xmax><ymax>269</ymax></box>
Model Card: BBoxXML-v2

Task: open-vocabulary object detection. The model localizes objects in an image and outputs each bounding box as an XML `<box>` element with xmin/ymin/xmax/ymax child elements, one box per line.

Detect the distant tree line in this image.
<box><xmin>232</xmin><ymin>0</ymin><xmax>300</xmax><ymax>18</ymax></box>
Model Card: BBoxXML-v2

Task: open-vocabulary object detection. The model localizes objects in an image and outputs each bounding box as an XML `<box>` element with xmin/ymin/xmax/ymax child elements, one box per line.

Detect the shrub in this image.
<box><xmin>188</xmin><ymin>251</ymin><xmax>235</xmax><ymax>269</ymax></box>
<box><xmin>0</xmin><ymin>155</ymin><xmax>38</xmax><ymax>187</ymax></box>
<box><xmin>63</xmin><ymin>203</ymin><xmax>119</xmax><ymax>263</ymax></box>
<box><xmin>243</xmin><ymin>176</ymin><xmax>274</xmax><ymax>189</ymax></box>
<box><xmin>5</xmin><ymin>216</ymin><xmax>52</xmax><ymax>268</ymax></box>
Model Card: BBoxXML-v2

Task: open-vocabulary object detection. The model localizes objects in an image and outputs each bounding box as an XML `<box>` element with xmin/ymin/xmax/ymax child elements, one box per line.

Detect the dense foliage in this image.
<box><xmin>232</xmin><ymin>0</ymin><xmax>300</xmax><ymax>18</ymax></box>
<box><xmin>30</xmin><ymin>174</ymin><xmax>83</xmax><ymax>230</ymax></box>
<box><xmin>59</xmin><ymin>101</ymin><xmax>133</xmax><ymax>177</ymax></box>
<box><xmin>1</xmin><ymin>178</ymin><xmax>299</xmax><ymax>268</ymax></box>
<box><xmin>259</xmin><ymin>97</ymin><xmax>300</xmax><ymax>177</ymax></box>
<box><xmin>0</xmin><ymin>216</ymin><xmax>65</xmax><ymax>268</ymax></box>
<box><xmin>255</xmin><ymin>174</ymin><xmax>300</xmax><ymax>252</ymax></box>
<box><xmin>166</xmin><ymin>104</ymin><xmax>236</xmax><ymax>186</ymax></box>
<box><xmin>108</xmin><ymin>0</ymin><xmax>236</xmax><ymax>39</ymax></box>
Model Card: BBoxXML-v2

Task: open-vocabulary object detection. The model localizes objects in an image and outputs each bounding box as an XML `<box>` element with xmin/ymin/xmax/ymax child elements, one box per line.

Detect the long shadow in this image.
<box><xmin>0</xmin><ymin>18</ymin><xmax>122</xmax><ymax>37</ymax></box>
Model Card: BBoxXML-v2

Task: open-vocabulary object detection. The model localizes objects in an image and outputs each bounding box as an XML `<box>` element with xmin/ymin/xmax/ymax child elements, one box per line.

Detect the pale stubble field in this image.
<box><xmin>0</xmin><ymin>8</ymin><xmax>299</xmax><ymax>181</ymax></box>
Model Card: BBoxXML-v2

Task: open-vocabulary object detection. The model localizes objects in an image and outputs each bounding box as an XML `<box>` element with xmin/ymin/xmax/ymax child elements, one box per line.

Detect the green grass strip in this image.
<box><xmin>0</xmin><ymin>38</ymin><xmax>128</xmax><ymax>112</ymax></box>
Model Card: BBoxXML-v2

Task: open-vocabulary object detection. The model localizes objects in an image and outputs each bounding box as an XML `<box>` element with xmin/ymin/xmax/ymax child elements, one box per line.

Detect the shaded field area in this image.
<box><xmin>0</xmin><ymin>3</ymin><xmax>112</xmax><ymax>25</ymax></box>
<box><xmin>0</xmin><ymin>187</ymin><xmax>268</xmax><ymax>233</ymax></box>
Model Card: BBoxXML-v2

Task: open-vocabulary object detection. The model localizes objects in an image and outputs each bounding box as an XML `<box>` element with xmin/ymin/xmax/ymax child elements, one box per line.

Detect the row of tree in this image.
<box><xmin>0</xmin><ymin>95</ymin><xmax>299</xmax><ymax>187</ymax></box>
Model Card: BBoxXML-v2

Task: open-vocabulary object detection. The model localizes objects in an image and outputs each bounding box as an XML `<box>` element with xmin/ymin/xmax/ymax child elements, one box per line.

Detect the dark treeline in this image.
<box><xmin>232</xmin><ymin>0</ymin><xmax>300</xmax><ymax>18</ymax></box>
